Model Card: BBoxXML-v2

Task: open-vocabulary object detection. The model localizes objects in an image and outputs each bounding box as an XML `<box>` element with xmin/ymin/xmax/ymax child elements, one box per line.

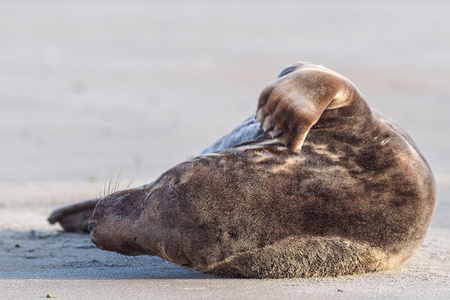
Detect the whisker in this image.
<box><xmin>134</xmin><ymin>256</ymin><xmax>154</xmax><ymax>272</ymax></box>
<box><xmin>104</xmin><ymin>169</ymin><xmax>115</xmax><ymax>197</ymax></box>
<box><xmin>126</xmin><ymin>169</ymin><xmax>140</xmax><ymax>189</ymax></box>
<box><xmin>124</xmin><ymin>255</ymin><xmax>137</xmax><ymax>267</ymax></box>
<box><xmin>106</xmin><ymin>161</ymin><xmax>138</xmax><ymax>195</ymax></box>
<box><xmin>133</xmin><ymin>256</ymin><xmax>145</xmax><ymax>268</ymax></box>
<box><xmin>160</xmin><ymin>244</ymin><xmax>173</xmax><ymax>263</ymax></box>
<box><xmin>115</xmin><ymin>252</ymin><xmax>123</xmax><ymax>261</ymax></box>
<box><xmin>129</xmin><ymin>257</ymin><xmax>141</xmax><ymax>268</ymax></box>
<box><xmin>113</xmin><ymin>165</ymin><xmax>125</xmax><ymax>194</ymax></box>
<box><xmin>103</xmin><ymin>163</ymin><xmax>126</xmax><ymax>197</ymax></box>
<box><xmin>113</xmin><ymin>253</ymin><xmax>126</xmax><ymax>266</ymax></box>
<box><xmin>120</xmin><ymin>255</ymin><xmax>129</xmax><ymax>266</ymax></box>
<box><xmin>107</xmin><ymin>170</ymin><xmax>115</xmax><ymax>195</ymax></box>
<box><xmin>146</xmin><ymin>253</ymin><xmax>162</xmax><ymax>264</ymax></box>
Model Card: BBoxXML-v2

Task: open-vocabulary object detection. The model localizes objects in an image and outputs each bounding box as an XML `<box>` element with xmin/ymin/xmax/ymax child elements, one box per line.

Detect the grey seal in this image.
<box><xmin>49</xmin><ymin>62</ymin><xmax>436</xmax><ymax>278</ymax></box>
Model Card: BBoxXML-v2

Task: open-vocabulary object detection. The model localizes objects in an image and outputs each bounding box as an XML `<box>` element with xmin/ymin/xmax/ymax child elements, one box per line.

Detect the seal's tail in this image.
<box><xmin>48</xmin><ymin>199</ymin><xmax>99</xmax><ymax>232</ymax></box>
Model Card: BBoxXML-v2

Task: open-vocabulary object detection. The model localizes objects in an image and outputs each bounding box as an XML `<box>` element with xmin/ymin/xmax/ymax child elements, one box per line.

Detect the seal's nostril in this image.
<box><xmin>87</xmin><ymin>222</ymin><xmax>95</xmax><ymax>233</ymax></box>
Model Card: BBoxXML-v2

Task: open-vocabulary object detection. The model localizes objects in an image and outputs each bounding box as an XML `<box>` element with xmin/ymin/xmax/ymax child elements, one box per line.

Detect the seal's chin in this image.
<box><xmin>116</xmin><ymin>241</ymin><xmax>150</xmax><ymax>256</ymax></box>
<box><xmin>90</xmin><ymin>233</ymin><xmax>151</xmax><ymax>256</ymax></box>
<box><xmin>90</xmin><ymin>236</ymin><xmax>106</xmax><ymax>251</ymax></box>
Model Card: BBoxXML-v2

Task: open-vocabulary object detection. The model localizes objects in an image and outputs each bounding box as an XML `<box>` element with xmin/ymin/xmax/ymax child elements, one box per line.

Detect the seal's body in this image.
<box><xmin>51</xmin><ymin>62</ymin><xmax>436</xmax><ymax>278</ymax></box>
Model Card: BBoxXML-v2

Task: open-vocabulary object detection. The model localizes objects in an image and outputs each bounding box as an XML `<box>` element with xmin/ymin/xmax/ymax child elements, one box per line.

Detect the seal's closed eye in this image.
<box><xmin>144</xmin><ymin>191</ymin><xmax>154</xmax><ymax>207</ymax></box>
<box><xmin>169</xmin><ymin>178</ymin><xmax>181</xmax><ymax>197</ymax></box>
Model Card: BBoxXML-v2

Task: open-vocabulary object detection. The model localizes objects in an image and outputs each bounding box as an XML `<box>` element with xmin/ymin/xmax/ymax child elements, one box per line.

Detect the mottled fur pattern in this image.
<box><xmin>61</xmin><ymin>62</ymin><xmax>436</xmax><ymax>278</ymax></box>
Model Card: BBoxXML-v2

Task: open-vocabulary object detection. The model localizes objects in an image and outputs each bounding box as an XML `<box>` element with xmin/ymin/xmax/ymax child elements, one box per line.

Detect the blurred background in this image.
<box><xmin>1</xmin><ymin>1</ymin><xmax>449</xmax><ymax>189</ymax></box>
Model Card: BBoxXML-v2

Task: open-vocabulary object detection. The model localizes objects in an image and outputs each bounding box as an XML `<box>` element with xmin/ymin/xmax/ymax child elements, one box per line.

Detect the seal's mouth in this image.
<box><xmin>89</xmin><ymin>233</ymin><xmax>106</xmax><ymax>250</ymax></box>
<box><xmin>90</xmin><ymin>236</ymin><xmax>101</xmax><ymax>248</ymax></box>
<box><xmin>88</xmin><ymin>222</ymin><xmax>106</xmax><ymax>250</ymax></box>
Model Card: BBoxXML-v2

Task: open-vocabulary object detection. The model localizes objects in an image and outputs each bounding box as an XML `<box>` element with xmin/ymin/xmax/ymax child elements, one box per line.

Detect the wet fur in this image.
<box><xmin>59</xmin><ymin>62</ymin><xmax>436</xmax><ymax>278</ymax></box>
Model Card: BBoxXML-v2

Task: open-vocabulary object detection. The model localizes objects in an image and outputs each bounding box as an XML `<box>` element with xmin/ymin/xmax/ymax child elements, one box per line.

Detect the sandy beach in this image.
<box><xmin>1</xmin><ymin>1</ymin><xmax>449</xmax><ymax>299</ymax></box>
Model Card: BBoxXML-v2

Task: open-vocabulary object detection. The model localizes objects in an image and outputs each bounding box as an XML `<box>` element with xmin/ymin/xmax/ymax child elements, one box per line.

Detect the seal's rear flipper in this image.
<box><xmin>47</xmin><ymin>199</ymin><xmax>99</xmax><ymax>233</ymax></box>
<box><xmin>204</xmin><ymin>236</ymin><xmax>390</xmax><ymax>278</ymax></box>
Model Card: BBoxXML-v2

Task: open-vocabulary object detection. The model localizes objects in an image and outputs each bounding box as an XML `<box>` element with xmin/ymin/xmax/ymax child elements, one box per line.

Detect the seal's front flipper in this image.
<box><xmin>205</xmin><ymin>236</ymin><xmax>388</xmax><ymax>278</ymax></box>
<box><xmin>256</xmin><ymin>62</ymin><xmax>363</xmax><ymax>150</ymax></box>
<box><xmin>47</xmin><ymin>199</ymin><xmax>99</xmax><ymax>233</ymax></box>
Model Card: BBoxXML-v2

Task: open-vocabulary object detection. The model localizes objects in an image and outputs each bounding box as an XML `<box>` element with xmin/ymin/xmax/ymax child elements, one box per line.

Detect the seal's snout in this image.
<box><xmin>87</xmin><ymin>222</ymin><xmax>95</xmax><ymax>233</ymax></box>
<box><xmin>88</xmin><ymin>222</ymin><xmax>101</xmax><ymax>248</ymax></box>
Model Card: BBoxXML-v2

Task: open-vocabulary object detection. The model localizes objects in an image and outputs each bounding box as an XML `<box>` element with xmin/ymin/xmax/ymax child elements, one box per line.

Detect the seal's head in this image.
<box><xmin>88</xmin><ymin>188</ymin><xmax>151</xmax><ymax>256</ymax></box>
<box><xmin>88</xmin><ymin>159</ymin><xmax>224</xmax><ymax>268</ymax></box>
<box><xmin>88</xmin><ymin>170</ymin><xmax>179</xmax><ymax>257</ymax></box>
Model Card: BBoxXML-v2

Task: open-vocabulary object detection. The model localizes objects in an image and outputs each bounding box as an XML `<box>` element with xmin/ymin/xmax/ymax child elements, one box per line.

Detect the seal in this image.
<box><xmin>49</xmin><ymin>62</ymin><xmax>436</xmax><ymax>278</ymax></box>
